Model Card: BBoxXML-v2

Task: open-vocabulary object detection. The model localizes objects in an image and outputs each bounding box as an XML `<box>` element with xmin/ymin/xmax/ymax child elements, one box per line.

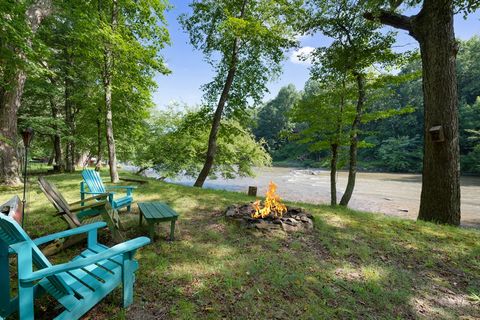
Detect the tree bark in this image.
<box><xmin>194</xmin><ymin>0</ymin><xmax>248</xmax><ymax>188</ymax></box>
<box><xmin>103</xmin><ymin>0</ymin><xmax>119</xmax><ymax>183</ymax></box>
<box><xmin>330</xmin><ymin>143</ymin><xmax>338</xmax><ymax>206</ymax></box>
<box><xmin>95</xmin><ymin>106</ymin><xmax>103</xmax><ymax>171</ymax></box>
<box><xmin>47</xmin><ymin>148</ymin><xmax>54</xmax><ymax>166</ymax></box>
<box><xmin>330</xmin><ymin>77</ymin><xmax>346</xmax><ymax>206</ymax></box>
<box><xmin>0</xmin><ymin>70</ymin><xmax>25</xmax><ymax>185</ymax></box>
<box><xmin>64</xmin><ymin>48</ymin><xmax>76</xmax><ymax>173</ymax></box>
<box><xmin>50</xmin><ymin>95</ymin><xmax>64</xmax><ymax>171</ymax></box>
<box><xmin>0</xmin><ymin>0</ymin><xmax>52</xmax><ymax>185</ymax></box>
<box><xmin>365</xmin><ymin>0</ymin><xmax>461</xmax><ymax>225</ymax></box>
<box><xmin>340</xmin><ymin>72</ymin><xmax>365</xmax><ymax>206</ymax></box>
<box><xmin>414</xmin><ymin>1</ymin><xmax>460</xmax><ymax>225</ymax></box>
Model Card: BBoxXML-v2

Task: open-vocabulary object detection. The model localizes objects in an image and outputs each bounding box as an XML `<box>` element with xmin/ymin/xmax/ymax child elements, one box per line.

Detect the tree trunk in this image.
<box><xmin>331</xmin><ymin>77</ymin><xmax>346</xmax><ymax>206</ymax></box>
<box><xmin>330</xmin><ymin>143</ymin><xmax>338</xmax><ymax>206</ymax></box>
<box><xmin>103</xmin><ymin>0</ymin><xmax>119</xmax><ymax>183</ymax></box>
<box><xmin>95</xmin><ymin>106</ymin><xmax>103</xmax><ymax>171</ymax></box>
<box><xmin>47</xmin><ymin>148</ymin><xmax>54</xmax><ymax>166</ymax></box>
<box><xmin>193</xmin><ymin>48</ymin><xmax>239</xmax><ymax>187</ymax></box>
<box><xmin>340</xmin><ymin>72</ymin><xmax>365</xmax><ymax>206</ymax></box>
<box><xmin>0</xmin><ymin>0</ymin><xmax>52</xmax><ymax>185</ymax></box>
<box><xmin>64</xmin><ymin>49</ymin><xmax>76</xmax><ymax>173</ymax></box>
<box><xmin>364</xmin><ymin>0</ymin><xmax>461</xmax><ymax>225</ymax></box>
<box><xmin>50</xmin><ymin>96</ymin><xmax>64</xmax><ymax>171</ymax></box>
<box><xmin>414</xmin><ymin>1</ymin><xmax>460</xmax><ymax>225</ymax></box>
<box><xmin>194</xmin><ymin>0</ymin><xmax>248</xmax><ymax>188</ymax></box>
<box><xmin>0</xmin><ymin>71</ymin><xmax>25</xmax><ymax>185</ymax></box>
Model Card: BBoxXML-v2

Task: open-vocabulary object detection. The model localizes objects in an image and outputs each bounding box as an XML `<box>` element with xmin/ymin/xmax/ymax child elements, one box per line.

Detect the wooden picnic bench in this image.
<box><xmin>138</xmin><ymin>202</ymin><xmax>179</xmax><ymax>241</ymax></box>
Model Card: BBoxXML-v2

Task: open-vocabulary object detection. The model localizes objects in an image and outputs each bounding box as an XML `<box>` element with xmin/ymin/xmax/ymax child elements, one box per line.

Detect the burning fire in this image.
<box><xmin>251</xmin><ymin>181</ymin><xmax>287</xmax><ymax>219</ymax></box>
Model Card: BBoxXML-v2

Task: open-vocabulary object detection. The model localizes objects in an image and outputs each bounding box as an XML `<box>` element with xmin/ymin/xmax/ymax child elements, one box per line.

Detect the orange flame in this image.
<box><xmin>251</xmin><ymin>181</ymin><xmax>287</xmax><ymax>219</ymax></box>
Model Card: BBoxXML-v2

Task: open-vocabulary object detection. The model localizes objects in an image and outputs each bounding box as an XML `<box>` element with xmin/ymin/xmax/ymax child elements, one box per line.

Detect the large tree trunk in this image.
<box><xmin>194</xmin><ymin>0</ymin><xmax>247</xmax><ymax>188</ymax></box>
<box><xmin>340</xmin><ymin>72</ymin><xmax>365</xmax><ymax>206</ymax></box>
<box><xmin>330</xmin><ymin>143</ymin><xmax>338</xmax><ymax>206</ymax></box>
<box><xmin>414</xmin><ymin>1</ymin><xmax>460</xmax><ymax>225</ymax></box>
<box><xmin>0</xmin><ymin>0</ymin><xmax>52</xmax><ymax>185</ymax></box>
<box><xmin>364</xmin><ymin>0</ymin><xmax>460</xmax><ymax>225</ymax></box>
<box><xmin>0</xmin><ymin>71</ymin><xmax>25</xmax><ymax>185</ymax></box>
<box><xmin>103</xmin><ymin>0</ymin><xmax>119</xmax><ymax>183</ymax></box>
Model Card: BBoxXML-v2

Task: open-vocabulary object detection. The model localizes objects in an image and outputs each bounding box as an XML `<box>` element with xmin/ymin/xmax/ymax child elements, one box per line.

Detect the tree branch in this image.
<box><xmin>363</xmin><ymin>10</ymin><xmax>413</xmax><ymax>33</ymax></box>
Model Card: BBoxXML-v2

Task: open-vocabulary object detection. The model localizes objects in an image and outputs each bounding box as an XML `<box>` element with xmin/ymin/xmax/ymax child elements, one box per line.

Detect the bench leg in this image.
<box><xmin>170</xmin><ymin>219</ymin><xmax>176</xmax><ymax>241</ymax></box>
<box><xmin>139</xmin><ymin>212</ymin><xmax>143</xmax><ymax>226</ymax></box>
<box><xmin>148</xmin><ymin>221</ymin><xmax>156</xmax><ymax>242</ymax></box>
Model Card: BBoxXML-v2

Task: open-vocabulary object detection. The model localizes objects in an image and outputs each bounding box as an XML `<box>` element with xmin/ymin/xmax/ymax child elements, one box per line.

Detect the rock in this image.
<box><xmin>225</xmin><ymin>207</ymin><xmax>238</xmax><ymax>217</ymax></box>
<box><xmin>285</xmin><ymin>218</ymin><xmax>299</xmax><ymax>226</ymax></box>
<box><xmin>255</xmin><ymin>221</ymin><xmax>275</xmax><ymax>230</ymax></box>
<box><xmin>225</xmin><ymin>203</ymin><xmax>313</xmax><ymax>234</ymax></box>
<box><xmin>303</xmin><ymin>219</ymin><xmax>314</xmax><ymax>230</ymax></box>
<box><xmin>281</xmin><ymin>222</ymin><xmax>299</xmax><ymax>233</ymax></box>
<box><xmin>300</xmin><ymin>215</ymin><xmax>309</xmax><ymax>222</ymax></box>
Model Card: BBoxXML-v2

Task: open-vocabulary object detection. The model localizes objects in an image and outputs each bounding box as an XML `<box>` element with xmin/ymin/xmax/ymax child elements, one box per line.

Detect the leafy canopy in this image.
<box><xmin>179</xmin><ymin>0</ymin><xmax>303</xmax><ymax>113</ymax></box>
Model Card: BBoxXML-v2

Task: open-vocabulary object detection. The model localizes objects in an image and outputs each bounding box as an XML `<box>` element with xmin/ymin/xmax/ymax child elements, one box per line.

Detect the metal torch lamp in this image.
<box><xmin>21</xmin><ymin>127</ymin><xmax>34</xmax><ymax>227</ymax></box>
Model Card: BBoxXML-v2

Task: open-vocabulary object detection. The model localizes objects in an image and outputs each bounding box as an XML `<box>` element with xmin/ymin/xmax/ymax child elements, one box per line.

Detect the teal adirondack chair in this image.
<box><xmin>0</xmin><ymin>196</ymin><xmax>150</xmax><ymax>320</ymax></box>
<box><xmin>81</xmin><ymin>170</ymin><xmax>135</xmax><ymax>212</ymax></box>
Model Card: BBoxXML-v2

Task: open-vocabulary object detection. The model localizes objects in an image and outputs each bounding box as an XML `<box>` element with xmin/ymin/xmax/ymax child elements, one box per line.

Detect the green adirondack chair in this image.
<box><xmin>81</xmin><ymin>170</ymin><xmax>136</xmax><ymax>212</ymax></box>
<box><xmin>0</xmin><ymin>195</ymin><xmax>150</xmax><ymax>320</ymax></box>
<box><xmin>38</xmin><ymin>177</ymin><xmax>124</xmax><ymax>254</ymax></box>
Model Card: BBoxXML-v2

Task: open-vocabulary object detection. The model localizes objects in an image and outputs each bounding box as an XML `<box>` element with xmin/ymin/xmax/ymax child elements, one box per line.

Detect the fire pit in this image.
<box><xmin>225</xmin><ymin>182</ymin><xmax>313</xmax><ymax>233</ymax></box>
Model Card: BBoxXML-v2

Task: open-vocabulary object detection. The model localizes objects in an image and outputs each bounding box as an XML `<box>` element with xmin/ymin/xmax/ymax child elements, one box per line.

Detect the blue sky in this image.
<box><xmin>152</xmin><ymin>2</ymin><xmax>480</xmax><ymax>110</ymax></box>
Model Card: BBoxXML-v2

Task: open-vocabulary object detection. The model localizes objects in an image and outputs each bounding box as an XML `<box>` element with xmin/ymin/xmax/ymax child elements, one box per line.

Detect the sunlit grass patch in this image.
<box><xmin>0</xmin><ymin>170</ymin><xmax>479</xmax><ymax>319</ymax></box>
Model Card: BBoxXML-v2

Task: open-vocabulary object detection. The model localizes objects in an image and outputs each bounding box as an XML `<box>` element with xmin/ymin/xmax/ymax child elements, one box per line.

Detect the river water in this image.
<box><xmin>125</xmin><ymin>166</ymin><xmax>480</xmax><ymax>227</ymax></box>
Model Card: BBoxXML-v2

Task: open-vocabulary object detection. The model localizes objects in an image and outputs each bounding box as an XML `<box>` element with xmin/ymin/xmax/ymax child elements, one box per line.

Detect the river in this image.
<box><xmin>125</xmin><ymin>166</ymin><xmax>480</xmax><ymax>227</ymax></box>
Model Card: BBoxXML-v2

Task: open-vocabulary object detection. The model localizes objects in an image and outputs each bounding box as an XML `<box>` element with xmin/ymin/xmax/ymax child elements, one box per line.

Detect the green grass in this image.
<box><xmin>1</xmin><ymin>171</ymin><xmax>479</xmax><ymax>319</ymax></box>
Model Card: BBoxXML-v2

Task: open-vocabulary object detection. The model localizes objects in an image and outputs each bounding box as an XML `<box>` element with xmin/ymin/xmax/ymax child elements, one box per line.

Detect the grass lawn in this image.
<box><xmin>1</xmin><ymin>171</ymin><xmax>479</xmax><ymax>319</ymax></box>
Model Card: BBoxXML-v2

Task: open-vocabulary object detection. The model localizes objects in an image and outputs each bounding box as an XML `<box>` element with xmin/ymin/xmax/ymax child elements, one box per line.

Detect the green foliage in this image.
<box><xmin>253</xmin><ymin>84</ymin><xmax>300</xmax><ymax>153</ymax></box>
<box><xmin>17</xmin><ymin>0</ymin><xmax>170</xmax><ymax>164</ymax></box>
<box><xmin>133</xmin><ymin>107</ymin><xmax>271</xmax><ymax>179</ymax></box>
<box><xmin>307</xmin><ymin>0</ymin><xmax>405</xmax><ymax>79</ymax></box>
<box><xmin>462</xmin><ymin>129</ymin><xmax>480</xmax><ymax>173</ymax></box>
<box><xmin>179</xmin><ymin>0</ymin><xmax>302</xmax><ymax>113</ymax></box>
<box><xmin>457</xmin><ymin>36</ymin><xmax>480</xmax><ymax>104</ymax></box>
<box><xmin>291</xmin><ymin>77</ymin><xmax>355</xmax><ymax>152</ymax></box>
<box><xmin>377</xmin><ymin>135</ymin><xmax>422</xmax><ymax>172</ymax></box>
<box><xmin>364</xmin><ymin>0</ymin><xmax>480</xmax><ymax>17</ymax></box>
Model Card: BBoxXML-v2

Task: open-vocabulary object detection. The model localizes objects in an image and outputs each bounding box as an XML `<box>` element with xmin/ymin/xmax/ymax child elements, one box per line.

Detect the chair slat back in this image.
<box><xmin>38</xmin><ymin>177</ymin><xmax>81</xmax><ymax>227</ymax></box>
<box><xmin>0</xmin><ymin>197</ymin><xmax>71</xmax><ymax>295</ymax></box>
<box><xmin>82</xmin><ymin>169</ymin><xmax>106</xmax><ymax>194</ymax></box>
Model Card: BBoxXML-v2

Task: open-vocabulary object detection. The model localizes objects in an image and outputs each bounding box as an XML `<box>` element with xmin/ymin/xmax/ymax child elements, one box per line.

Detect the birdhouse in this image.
<box><xmin>429</xmin><ymin>125</ymin><xmax>445</xmax><ymax>142</ymax></box>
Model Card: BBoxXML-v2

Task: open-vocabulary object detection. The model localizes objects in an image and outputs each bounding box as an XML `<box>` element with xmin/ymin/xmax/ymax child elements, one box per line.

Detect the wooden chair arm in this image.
<box><xmin>106</xmin><ymin>186</ymin><xmax>137</xmax><ymax>190</ymax></box>
<box><xmin>69</xmin><ymin>201</ymin><xmax>107</xmax><ymax>213</ymax></box>
<box><xmin>21</xmin><ymin>237</ymin><xmax>151</xmax><ymax>283</ymax></box>
<box><xmin>32</xmin><ymin>222</ymin><xmax>107</xmax><ymax>246</ymax></box>
<box><xmin>69</xmin><ymin>193</ymin><xmax>109</xmax><ymax>206</ymax></box>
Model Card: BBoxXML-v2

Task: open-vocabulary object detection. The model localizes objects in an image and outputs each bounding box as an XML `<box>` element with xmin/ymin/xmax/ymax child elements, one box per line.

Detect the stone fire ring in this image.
<box><xmin>225</xmin><ymin>203</ymin><xmax>314</xmax><ymax>233</ymax></box>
